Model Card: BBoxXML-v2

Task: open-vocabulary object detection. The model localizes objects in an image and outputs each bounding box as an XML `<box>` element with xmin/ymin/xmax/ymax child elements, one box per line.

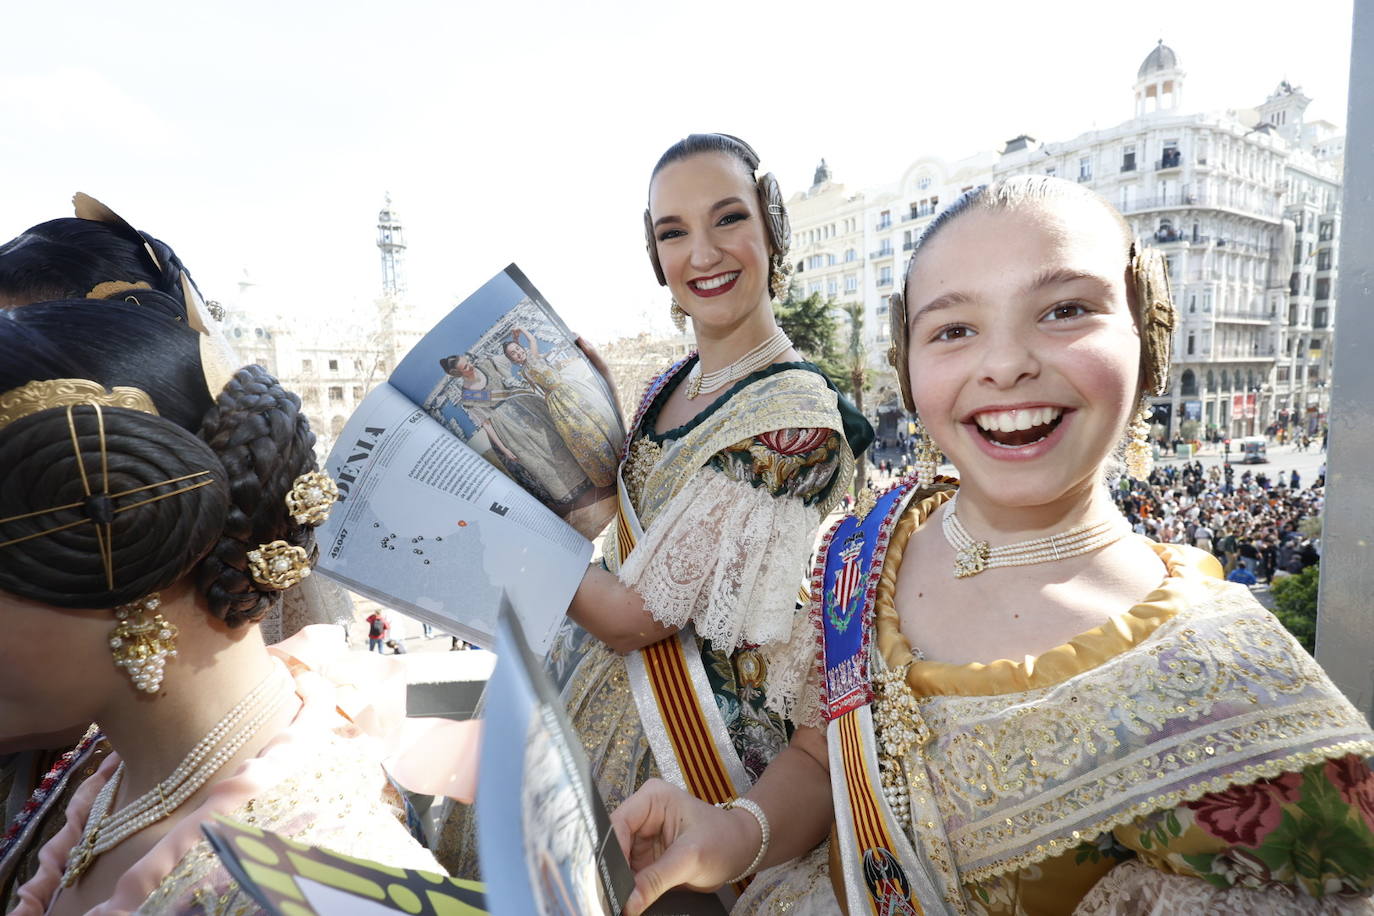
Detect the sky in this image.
<box><xmin>1</xmin><ymin>0</ymin><xmax>1356</xmax><ymax>343</ymax></box>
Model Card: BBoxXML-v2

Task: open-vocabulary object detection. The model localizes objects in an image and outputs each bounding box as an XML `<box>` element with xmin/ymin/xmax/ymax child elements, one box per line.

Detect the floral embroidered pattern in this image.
<box><xmin>708</xmin><ymin>428</ymin><xmax>842</xmax><ymax>505</ymax></box>
<box><xmin>1184</xmin><ymin>770</ymin><xmax>1304</xmax><ymax>846</ymax></box>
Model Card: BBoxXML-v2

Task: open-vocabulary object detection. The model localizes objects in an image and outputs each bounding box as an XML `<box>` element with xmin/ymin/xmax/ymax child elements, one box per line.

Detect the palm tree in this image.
<box><xmin>842</xmin><ymin>302</ymin><xmax>868</xmax><ymax>496</ymax></box>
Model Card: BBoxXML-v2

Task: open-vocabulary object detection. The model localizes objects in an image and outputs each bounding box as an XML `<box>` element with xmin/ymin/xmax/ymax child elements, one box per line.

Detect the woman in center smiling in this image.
<box><xmin>442</xmin><ymin>135</ymin><xmax>871</xmax><ymax>895</ymax></box>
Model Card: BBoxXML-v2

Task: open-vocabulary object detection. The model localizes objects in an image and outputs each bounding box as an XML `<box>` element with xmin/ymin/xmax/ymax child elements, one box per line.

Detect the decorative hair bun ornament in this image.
<box><xmin>247</xmin><ymin>540</ymin><xmax>312</xmax><ymax>590</ymax></box>
<box><xmin>110</xmin><ymin>593</ymin><xmax>178</xmax><ymax>693</ymax></box>
<box><xmin>285</xmin><ymin>471</ymin><xmax>338</xmax><ymax>527</ymax></box>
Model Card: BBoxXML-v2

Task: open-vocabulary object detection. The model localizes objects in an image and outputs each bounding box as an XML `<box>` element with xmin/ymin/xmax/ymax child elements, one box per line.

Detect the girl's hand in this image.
<box><xmin>610</xmin><ymin>779</ymin><xmax>762</xmax><ymax>916</ymax></box>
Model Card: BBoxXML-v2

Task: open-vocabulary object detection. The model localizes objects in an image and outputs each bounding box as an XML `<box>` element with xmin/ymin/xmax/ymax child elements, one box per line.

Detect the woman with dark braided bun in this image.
<box><xmin>0</xmin><ymin>293</ymin><xmax>474</xmax><ymax>913</ymax></box>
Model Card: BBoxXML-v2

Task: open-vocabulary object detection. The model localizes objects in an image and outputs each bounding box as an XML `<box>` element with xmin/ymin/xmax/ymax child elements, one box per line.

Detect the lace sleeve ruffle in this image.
<box><xmin>617</xmin><ymin>466</ymin><xmax>824</xmax><ymax>723</ymax></box>
<box><xmin>1074</xmin><ymin>858</ymin><xmax>1374</xmax><ymax>915</ymax></box>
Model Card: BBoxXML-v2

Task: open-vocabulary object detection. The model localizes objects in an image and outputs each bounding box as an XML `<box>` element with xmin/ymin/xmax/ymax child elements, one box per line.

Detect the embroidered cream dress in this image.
<box><xmin>740</xmin><ymin>488</ymin><xmax>1374</xmax><ymax>916</ymax></box>
<box><xmin>546</xmin><ymin>360</ymin><xmax>858</xmax><ymax>800</ymax></box>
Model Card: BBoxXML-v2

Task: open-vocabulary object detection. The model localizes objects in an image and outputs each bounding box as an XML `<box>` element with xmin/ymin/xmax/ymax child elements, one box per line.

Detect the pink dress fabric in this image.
<box><xmin>14</xmin><ymin>624</ymin><xmax>479</xmax><ymax>915</ymax></box>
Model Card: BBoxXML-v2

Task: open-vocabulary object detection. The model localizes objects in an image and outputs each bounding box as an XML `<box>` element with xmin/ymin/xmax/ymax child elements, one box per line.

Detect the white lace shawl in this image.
<box><xmin>616</xmin><ymin>466</ymin><xmax>825</xmax><ymax>728</ymax></box>
<box><xmin>1074</xmin><ymin>858</ymin><xmax>1374</xmax><ymax>915</ymax></box>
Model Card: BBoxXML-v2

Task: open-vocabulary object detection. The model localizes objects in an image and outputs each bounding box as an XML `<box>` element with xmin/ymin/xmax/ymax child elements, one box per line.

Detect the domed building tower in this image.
<box><xmin>1134</xmin><ymin>39</ymin><xmax>1185</xmax><ymax>118</ymax></box>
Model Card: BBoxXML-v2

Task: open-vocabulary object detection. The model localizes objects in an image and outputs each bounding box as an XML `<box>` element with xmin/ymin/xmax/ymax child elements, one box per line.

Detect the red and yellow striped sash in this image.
<box><xmin>839</xmin><ymin>711</ymin><xmax>922</xmax><ymax>915</ymax></box>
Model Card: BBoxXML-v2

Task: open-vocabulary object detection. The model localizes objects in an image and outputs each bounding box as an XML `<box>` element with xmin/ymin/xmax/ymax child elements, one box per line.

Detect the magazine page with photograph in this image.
<box><xmin>313</xmin><ymin>264</ymin><xmax>618</xmax><ymax>653</ymax></box>
<box><xmin>390</xmin><ymin>264</ymin><xmax>624</xmax><ymax>541</ymax></box>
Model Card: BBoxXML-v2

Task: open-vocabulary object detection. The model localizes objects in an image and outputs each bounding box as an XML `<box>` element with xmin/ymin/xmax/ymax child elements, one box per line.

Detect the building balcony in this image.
<box><xmin>1121</xmin><ymin>159</ymin><xmax>1137</xmax><ymax>173</ymax></box>
<box><xmin>902</xmin><ymin>241</ymin><xmax>916</xmax><ymax>251</ymax></box>
<box><xmin>875</xmin><ymin>221</ymin><xmax>892</xmax><ymax>231</ymax></box>
<box><xmin>1156</xmin><ymin>151</ymin><xmax>1183</xmax><ymax>170</ymax></box>
<box><xmin>870</xmin><ymin>248</ymin><xmax>894</xmax><ymax>260</ymax></box>
<box><xmin>1076</xmin><ymin>174</ymin><xmax>1093</xmax><ymax>183</ymax></box>
<box><xmin>1123</xmin><ymin>189</ymin><xmax>1279</xmax><ymax>220</ymax></box>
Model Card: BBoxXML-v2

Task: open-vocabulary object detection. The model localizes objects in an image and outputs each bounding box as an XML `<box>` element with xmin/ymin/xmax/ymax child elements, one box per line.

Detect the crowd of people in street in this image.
<box><xmin>1112</xmin><ymin>458</ymin><xmax>1324</xmax><ymax>584</ymax></box>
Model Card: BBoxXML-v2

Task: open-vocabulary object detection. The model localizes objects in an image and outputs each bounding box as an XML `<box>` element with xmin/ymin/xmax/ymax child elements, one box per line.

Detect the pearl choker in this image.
<box><xmin>61</xmin><ymin>663</ymin><xmax>292</xmax><ymax>887</ymax></box>
<box><xmin>685</xmin><ymin>329</ymin><xmax>792</xmax><ymax>399</ymax></box>
<box><xmin>940</xmin><ymin>494</ymin><xmax>1128</xmax><ymax>578</ymax></box>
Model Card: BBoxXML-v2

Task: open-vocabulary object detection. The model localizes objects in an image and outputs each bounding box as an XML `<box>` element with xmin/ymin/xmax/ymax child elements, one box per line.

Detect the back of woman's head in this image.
<box><xmin>0</xmin><ymin>301</ymin><xmax>319</xmax><ymax>627</ymax></box>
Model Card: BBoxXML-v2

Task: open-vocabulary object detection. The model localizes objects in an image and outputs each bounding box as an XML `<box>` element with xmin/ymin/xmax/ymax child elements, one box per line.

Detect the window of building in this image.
<box><xmin>826</xmin><ymin>279</ymin><xmax>838</xmax><ymax>297</ymax></box>
<box><xmin>1319</xmin><ymin>221</ymin><xmax>1335</xmax><ymax>241</ymax></box>
<box><xmin>1315</xmin><ymin>278</ymin><xmax>1330</xmax><ymax>300</ymax></box>
<box><xmin>1122</xmin><ymin>144</ymin><xmax>1136</xmax><ymax>172</ymax></box>
<box><xmin>808</xmin><ymin>281</ymin><xmax>822</xmax><ymax>296</ymax></box>
<box><xmin>302</xmin><ymin>359</ymin><xmax>313</xmax><ymax>372</ymax></box>
<box><xmin>1158</xmin><ymin>143</ymin><xmax>1180</xmax><ymax>170</ymax></box>
<box><xmin>1315</xmin><ymin>307</ymin><xmax>1328</xmax><ymax>328</ymax></box>
<box><xmin>1078</xmin><ymin>156</ymin><xmax>1092</xmax><ymax>181</ymax></box>
<box><xmin>845</xmin><ymin>248</ymin><xmax>856</xmax><ymax>262</ymax></box>
<box><xmin>1186</xmin><ymin>334</ymin><xmax>1195</xmax><ymax>356</ymax></box>
<box><xmin>1317</xmin><ymin>249</ymin><xmax>1333</xmax><ymax>271</ymax></box>
<box><xmin>354</xmin><ymin>358</ymin><xmax>364</xmax><ymax>372</ymax></box>
<box><xmin>352</xmin><ymin>385</ymin><xmax>364</xmax><ymax>400</ymax></box>
<box><xmin>328</xmin><ymin>359</ymin><xmax>339</xmax><ymax>372</ymax></box>
<box><xmin>845</xmin><ymin>274</ymin><xmax>858</xmax><ymax>293</ymax></box>
<box><xmin>878</xmin><ymin>266</ymin><xmax>893</xmax><ymax>287</ymax></box>
<box><xmin>877</xmin><ymin>211</ymin><xmax>891</xmax><ymax>230</ymax></box>
<box><xmin>328</xmin><ymin>386</ymin><xmax>343</xmax><ymax>402</ymax></box>
<box><xmin>916</xmin><ymin>176</ymin><xmax>932</xmax><ymax>190</ymax></box>
<box><xmin>1045</xmin><ymin>166</ymin><xmax>1056</xmax><ymax>178</ymax></box>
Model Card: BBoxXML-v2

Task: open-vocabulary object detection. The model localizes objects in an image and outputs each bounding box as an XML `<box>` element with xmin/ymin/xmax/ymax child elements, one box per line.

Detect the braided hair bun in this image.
<box><xmin>0</xmin><ymin>405</ymin><xmax>230</xmax><ymax>608</ymax></box>
<box><xmin>196</xmin><ymin>364</ymin><xmax>319</xmax><ymax>627</ymax></box>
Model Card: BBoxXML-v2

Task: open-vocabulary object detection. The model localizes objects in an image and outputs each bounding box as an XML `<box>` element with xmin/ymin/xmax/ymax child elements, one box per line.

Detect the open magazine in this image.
<box><xmin>315</xmin><ymin>265</ymin><xmax>625</xmax><ymax>652</ymax></box>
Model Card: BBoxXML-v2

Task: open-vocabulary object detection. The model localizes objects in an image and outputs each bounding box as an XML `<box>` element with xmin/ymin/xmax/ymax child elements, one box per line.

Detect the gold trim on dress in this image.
<box><xmin>0</xmin><ymin>379</ymin><xmax>157</xmax><ymax>431</ymax></box>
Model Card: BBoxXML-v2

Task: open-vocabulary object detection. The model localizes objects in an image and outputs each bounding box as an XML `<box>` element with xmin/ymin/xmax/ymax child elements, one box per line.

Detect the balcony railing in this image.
<box><xmin>875</xmin><ymin>220</ymin><xmax>892</xmax><ymax>231</ymax></box>
<box><xmin>902</xmin><ymin>241</ymin><xmax>916</xmax><ymax>251</ymax></box>
<box><xmin>1123</xmin><ymin>189</ymin><xmax>1280</xmax><ymax>220</ymax></box>
<box><xmin>870</xmin><ymin>248</ymin><xmax>894</xmax><ymax>259</ymax></box>
<box><xmin>877</xmin><ymin>277</ymin><xmax>894</xmax><ymax>287</ymax></box>
<box><xmin>1121</xmin><ymin>159</ymin><xmax>1137</xmax><ymax>172</ymax></box>
<box><xmin>1077</xmin><ymin>174</ymin><xmax>1093</xmax><ymax>183</ymax></box>
<box><xmin>1156</xmin><ymin>151</ymin><xmax>1182</xmax><ymax>170</ymax></box>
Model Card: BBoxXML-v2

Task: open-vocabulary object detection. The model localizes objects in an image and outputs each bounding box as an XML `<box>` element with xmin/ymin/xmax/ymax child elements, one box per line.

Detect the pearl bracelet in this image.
<box><xmin>715</xmin><ymin>796</ymin><xmax>770</xmax><ymax>884</ymax></box>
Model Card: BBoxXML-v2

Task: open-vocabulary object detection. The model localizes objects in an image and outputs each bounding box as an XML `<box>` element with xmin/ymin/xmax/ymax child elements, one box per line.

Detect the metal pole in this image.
<box><xmin>1315</xmin><ymin>0</ymin><xmax>1374</xmax><ymax>722</ymax></box>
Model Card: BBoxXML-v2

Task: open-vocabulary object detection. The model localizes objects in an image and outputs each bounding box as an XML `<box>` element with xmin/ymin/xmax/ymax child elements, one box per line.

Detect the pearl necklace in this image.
<box><xmin>685</xmin><ymin>329</ymin><xmax>792</xmax><ymax>399</ymax></box>
<box><xmin>940</xmin><ymin>494</ymin><xmax>1128</xmax><ymax>578</ymax></box>
<box><xmin>61</xmin><ymin>664</ymin><xmax>292</xmax><ymax>887</ymax></box>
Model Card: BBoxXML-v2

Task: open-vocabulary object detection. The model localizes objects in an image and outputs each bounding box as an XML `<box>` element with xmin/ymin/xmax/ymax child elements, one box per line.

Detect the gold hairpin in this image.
<box><xmin>246</xmin><ymin>540</ymin><xmax>311</xmax><ymax>590</ymax></box>
<box><xmin>0</xmin><ymin>379</ymin><xmax>157</xmax><ymax>432</ymax></box>
<box><xmin>0</xmin><ymin>405</ymin><xmax>216</xmax><ymax>591</ymax></box>
<box><xmin>285</xmin><ymin>471</ymin><xmax>339</xmax><ymax>527</ymax></box>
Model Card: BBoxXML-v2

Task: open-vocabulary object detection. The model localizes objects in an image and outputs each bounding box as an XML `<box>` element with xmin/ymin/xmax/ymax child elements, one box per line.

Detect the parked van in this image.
<box><xmin>1238</xmin><ymin>436</ymin><xmax>1268</xmax><ymax>464</ymax></box>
